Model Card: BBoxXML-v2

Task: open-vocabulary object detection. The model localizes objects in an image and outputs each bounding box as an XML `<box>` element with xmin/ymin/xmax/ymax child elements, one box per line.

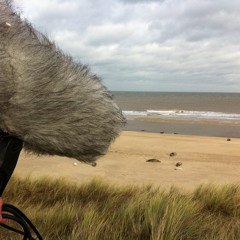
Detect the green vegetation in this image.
<box><xmin>1</xmin><ymin>176</ymin><xmax>239</xmax><ymax>240</ymax></box>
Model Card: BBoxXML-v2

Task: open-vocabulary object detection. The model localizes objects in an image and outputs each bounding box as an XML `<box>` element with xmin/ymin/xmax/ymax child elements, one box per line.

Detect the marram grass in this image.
<box><xmin>0</xmin><ymin>176</ymin><xmax>240</xmax><ymax>240</ymax></box>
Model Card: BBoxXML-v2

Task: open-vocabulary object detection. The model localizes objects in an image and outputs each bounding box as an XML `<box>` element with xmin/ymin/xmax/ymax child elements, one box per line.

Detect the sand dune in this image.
<box><xmin>16</xmin><ymin>131</ymin><xmax>240</xmax><ymax>191</ymax></box>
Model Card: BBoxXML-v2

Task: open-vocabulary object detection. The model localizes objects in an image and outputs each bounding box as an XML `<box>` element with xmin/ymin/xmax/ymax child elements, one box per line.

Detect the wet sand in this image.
<box><xmin>125</xmin><ymin>119</ymin><xmax>240</xmax><ymax>138</ymax></box>
<box><xmin>15</xmin><ymin>131</ymin><xmax>240</xmax><ymax>191</ymax></box>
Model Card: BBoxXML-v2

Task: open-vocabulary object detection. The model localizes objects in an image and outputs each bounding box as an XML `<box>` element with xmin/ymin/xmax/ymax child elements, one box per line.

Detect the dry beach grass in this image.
<box><xmin>1</xmin><ymin>176</ymin><xmax>240</xmax><ymax>239</ymax></box>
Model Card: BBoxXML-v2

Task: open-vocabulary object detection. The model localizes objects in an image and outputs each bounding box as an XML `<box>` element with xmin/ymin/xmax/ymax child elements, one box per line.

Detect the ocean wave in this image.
<box><xmin>123</xmin><ymin>110</ymin><xmax>240</xmax><ymax>122</ymax></box>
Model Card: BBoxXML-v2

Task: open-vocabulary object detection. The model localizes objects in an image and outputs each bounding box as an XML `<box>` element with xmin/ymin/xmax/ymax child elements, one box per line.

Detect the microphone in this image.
<box><xmin>0</xmin><ymin>1</ymin><xmax>125</xmax><ymax>164</ymax></box>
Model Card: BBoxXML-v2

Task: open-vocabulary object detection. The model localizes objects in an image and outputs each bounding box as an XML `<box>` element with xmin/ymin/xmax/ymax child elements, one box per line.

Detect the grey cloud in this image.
<box><xmin>14</xmin><ymin>0</ymin><xmax>240</xmax><ymax>92</ymax></box>
<box><xmin>120</xmin><ymin>0</ymin><xmax>165</xmax><ymax>3</ymax></box>
<box><xmin>16</xmin><ymin>0</ymin><xmax>119</xmax><ymax>32</ymax></box>
<box><xmin>149</xmin><ymin>0</ymin><xmax>240</xmax><ymax>43</ymax></box>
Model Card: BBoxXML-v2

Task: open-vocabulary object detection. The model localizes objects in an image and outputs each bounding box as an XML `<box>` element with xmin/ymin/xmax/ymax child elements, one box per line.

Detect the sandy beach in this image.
<box><xmin>15</xmin><ymin>131</ymin><xmax>240</xmax><ymax>191</ymax></box>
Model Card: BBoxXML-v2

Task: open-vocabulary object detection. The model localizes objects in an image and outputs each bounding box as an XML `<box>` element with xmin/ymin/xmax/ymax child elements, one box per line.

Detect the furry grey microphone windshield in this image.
<box><xmin>0</xmin><ymin>0</ymin><xmax>125</xmax><ymax>164</ymax></box>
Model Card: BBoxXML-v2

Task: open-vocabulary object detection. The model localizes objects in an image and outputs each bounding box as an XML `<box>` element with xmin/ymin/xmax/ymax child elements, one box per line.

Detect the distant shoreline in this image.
<box><xmin>112</xmin><ymin>91</ymin><xmax>240</xmax><ymax>94</ymax></box>
<box><xmin>114</xmin><ymin>92</ymin><xmax>240</xmax><ymax>137</ymax></box>
<box><xmin>124</xmin><ymin>119</ymin><xmax>240</xmax><ymax>138</ymax></box>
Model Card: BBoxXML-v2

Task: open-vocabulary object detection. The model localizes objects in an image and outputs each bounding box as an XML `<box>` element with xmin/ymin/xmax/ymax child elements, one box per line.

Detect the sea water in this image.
<box><xmin>113</xmin><ymin>92</ymin><xmax>240</xmax><ymax>137</ymax></box>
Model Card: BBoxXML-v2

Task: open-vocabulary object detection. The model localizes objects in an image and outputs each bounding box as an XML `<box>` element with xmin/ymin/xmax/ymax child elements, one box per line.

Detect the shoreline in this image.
<box><xmin>135</xmin><ymin>117</ymin><xmax>240</xmax><ymax>126</ymax></box>
<box><xmin>124</xmin><ymin>119</ymin><xmax>240</xmax><ymax>138</ymax></box>
<box><xmin>15</xmin><ymin>131</ymin><xmax>240</xmax><ymax>191</ymax></box>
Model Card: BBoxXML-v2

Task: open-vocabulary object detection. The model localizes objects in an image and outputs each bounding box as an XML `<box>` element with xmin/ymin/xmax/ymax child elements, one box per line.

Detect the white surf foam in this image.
<box><xmin>123</xmin><ymin>110</ymin><xmax>240</xmax><ymax>122</ymax></box>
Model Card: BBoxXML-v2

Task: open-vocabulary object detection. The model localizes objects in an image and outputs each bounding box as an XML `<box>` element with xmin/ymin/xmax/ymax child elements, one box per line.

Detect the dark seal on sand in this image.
<box><xmin>175</xmin><ymin>162</ymin><xmax>182</xmax><ymax>167</ymax></box>
<box><xmin>146</xmin><ymin>158</ymin><xmax>161</xmax><ymax>163</ymax></box>
<box><xmin>169</xmin><ymin>152</ymin><xmax>177</xmax><ymax>157</ymax></box>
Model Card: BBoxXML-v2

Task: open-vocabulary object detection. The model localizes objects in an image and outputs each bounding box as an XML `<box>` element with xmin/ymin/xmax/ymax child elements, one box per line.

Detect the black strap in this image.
<box><xmin>0</xmin><ymin>131</ymin><xmax>22</xmax><ymax>196</ymax></box>
<box><xmin>1</xmin><ymin>203</ymin><xmax>43</xmax><ymax>240</ymax></box>
<box><xmin>0</xmin><ymin>132</ymin><xmax>43</xmax><ymax>239</ymax></box>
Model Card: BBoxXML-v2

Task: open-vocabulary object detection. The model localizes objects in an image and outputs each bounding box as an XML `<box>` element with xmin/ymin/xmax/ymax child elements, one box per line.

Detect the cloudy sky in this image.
<box><xmin>14</xmin><ymin>0</ymin><xmax>240</xmax><ymax>92</ymax></box>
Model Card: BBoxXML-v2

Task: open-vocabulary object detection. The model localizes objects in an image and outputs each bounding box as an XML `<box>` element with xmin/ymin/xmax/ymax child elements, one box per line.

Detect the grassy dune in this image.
<box><xmin>0</xmin><ymin>176</ymin><xmax>239</xmax><ymax>240</ymax></box>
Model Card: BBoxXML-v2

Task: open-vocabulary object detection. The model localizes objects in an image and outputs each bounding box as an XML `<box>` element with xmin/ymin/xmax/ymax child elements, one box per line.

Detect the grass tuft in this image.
<box><xmin>0</xmin><ymin>176</ymin><xmax>240</xmax><ymax>240</ymax></box>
